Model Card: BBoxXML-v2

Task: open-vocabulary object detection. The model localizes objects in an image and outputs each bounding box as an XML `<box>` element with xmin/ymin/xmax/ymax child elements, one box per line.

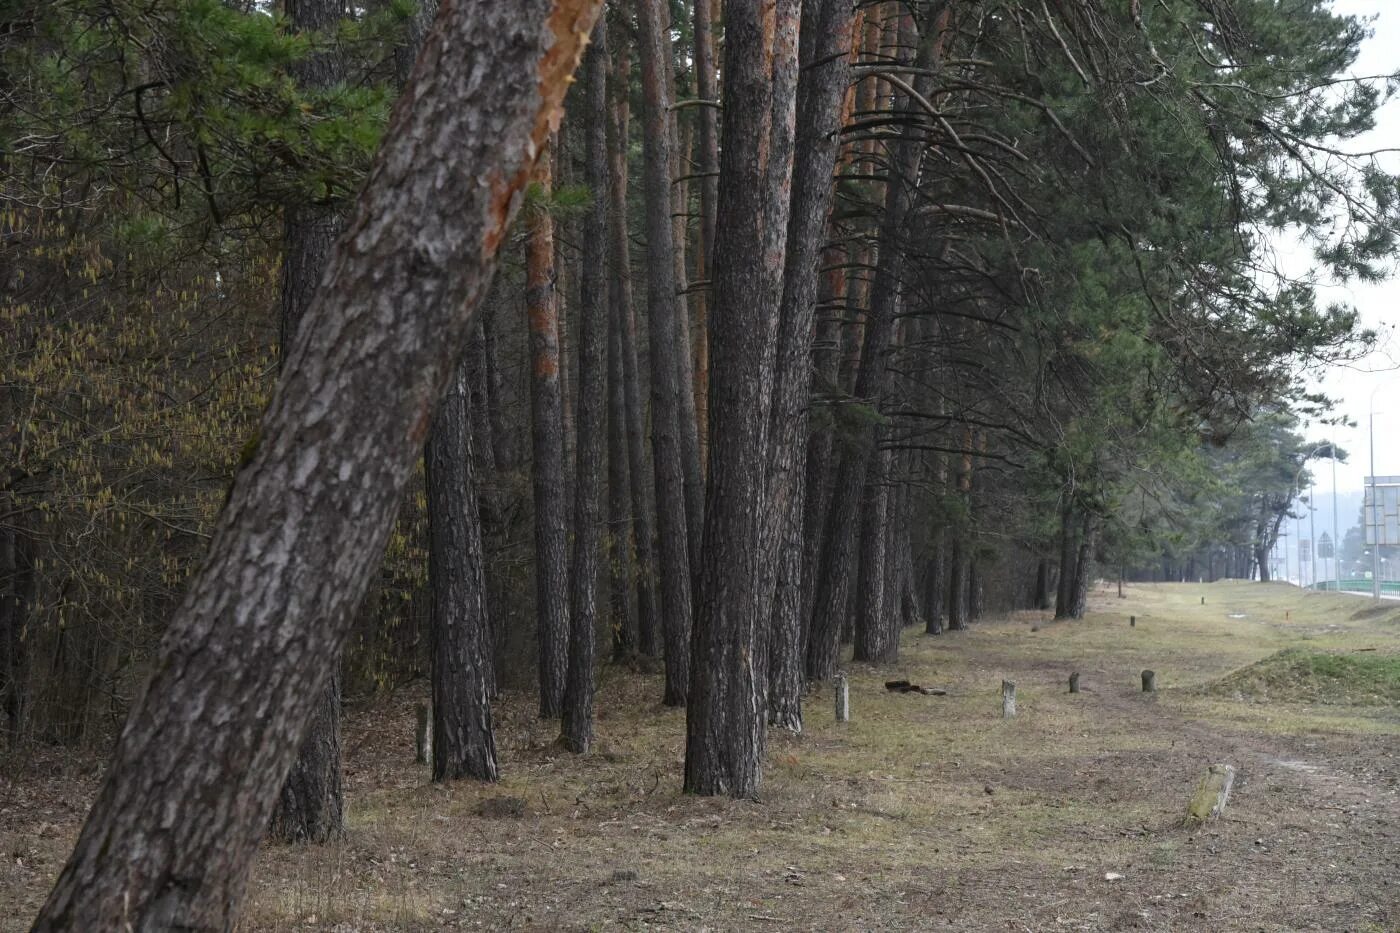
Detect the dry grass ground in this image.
<box><xmin>3</xmin><ymin>580</ymin><xmax>1399</xmax><ymax>931</ymax></box>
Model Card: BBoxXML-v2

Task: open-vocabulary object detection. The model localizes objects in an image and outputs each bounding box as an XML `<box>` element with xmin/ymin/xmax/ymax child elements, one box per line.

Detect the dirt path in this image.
<box><xmin>2</xmin><ymin>581</ymin><xmax>1398</xmax><ymax>931</ymax></box>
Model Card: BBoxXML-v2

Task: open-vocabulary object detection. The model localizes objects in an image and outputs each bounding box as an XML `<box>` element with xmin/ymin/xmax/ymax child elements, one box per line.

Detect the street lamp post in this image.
<box><xmin>1309</xmin><ymin>483</ymin><xmax>1316</xmax><ymax>589</ymax></box>
<box><xmin>1332</xmin><ymin>454</ymin><xmax>1340</xmax><ymax>593</ymax></box>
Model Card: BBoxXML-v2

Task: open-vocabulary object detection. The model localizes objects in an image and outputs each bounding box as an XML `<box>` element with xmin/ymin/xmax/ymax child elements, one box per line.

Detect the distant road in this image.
<box><xmin>1303</xmin><ymin>579</ymin><xmax>1400</xmax><ymax>600</ymax></box>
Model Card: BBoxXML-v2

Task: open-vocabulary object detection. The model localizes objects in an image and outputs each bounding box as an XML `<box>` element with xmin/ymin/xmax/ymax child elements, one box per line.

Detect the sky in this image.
<box><xmin>1261</xmin><ymin>1</ymin><xmax>1400</xmax><ymax>579</ymax></box>
<box><xmin>1295</xmin><ymin>0</ymin><xmax>1400</xmax><ymax>498</ymax></box>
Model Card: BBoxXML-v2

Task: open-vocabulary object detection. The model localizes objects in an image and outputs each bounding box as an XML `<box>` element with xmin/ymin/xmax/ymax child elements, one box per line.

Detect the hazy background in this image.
<box><xmin>1276</xmin><ymin>0</ymin><xmax>1399</xmax><ymax>581</ymax></box>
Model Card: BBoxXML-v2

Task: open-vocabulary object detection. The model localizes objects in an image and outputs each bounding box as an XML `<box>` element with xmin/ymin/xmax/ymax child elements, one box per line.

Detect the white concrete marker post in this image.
<box><xmin>834</xmin><ymin>672</ymin><xmax>850</xmax><ymax>722</ymax></box>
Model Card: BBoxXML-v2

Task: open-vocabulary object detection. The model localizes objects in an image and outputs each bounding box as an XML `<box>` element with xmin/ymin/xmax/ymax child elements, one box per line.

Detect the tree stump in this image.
<box><xmin>1185</xmin><ymin>764</ymin><xmax>1236</xmax><ymax>824</ymax></box>
<box><xmin>1141</xmin><ymin>670</ymin><xmax>1156</xmax><ymax>693</ymax></box>
<box><xmin>1069</xmin><ymin>672</ymin><xmax>1080</xmax><ymax>694</ymax></box>
<box><xmin>834</xmin><ymin>672</ymin><xmax>850</xmax><ymax>722</ymax></box>
<box><xmin>415</xmin><ymin>702</ymin><xmax>431</xmax><ymax>765</ymax></box>
<box><xmin>1002</xmin><ymin>680</ymin><xmax>1016</xmax><ymax>718</ymax></box>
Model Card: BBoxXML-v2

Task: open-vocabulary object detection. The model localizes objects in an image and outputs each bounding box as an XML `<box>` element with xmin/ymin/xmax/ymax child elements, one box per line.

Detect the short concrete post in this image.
<box><xmin>1130</xmin><ymin>615</ymin><xmax>1136</xmax><ymax>627</ymax></box>
<box><xmin>1141</xmin><ymin>670</ymin><xmax>1156</xmax><ymax>693</ymax></box>
<box><xmin>415</xmin><ymin>701</ymin><xmax>432</xmax><ymax>765</ymax></box>
<box><xmin>1068</xmin><ymin>672</ymin><xmax>1080</xmax><ymax>694</ymax></box>
<box><xmin>834</xmin><ymin>672</ymin><xmax>850</xmax><ymax>722</ymax></box>
<box><xmin>1185</xmin><ymin>764</ymin><xmax>1236</xmax><ymax>824</ymax></box>
<box><xmin>1002</xmin><ymin>680</ymin><xmax>1017</xmax><ymax>718</ymax></box>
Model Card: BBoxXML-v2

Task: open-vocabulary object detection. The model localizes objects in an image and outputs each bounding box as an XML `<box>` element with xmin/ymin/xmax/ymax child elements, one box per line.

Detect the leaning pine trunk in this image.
<box><xmin>267</xmin><ymin>0</ymin><xmax>351</xmax><ymax>847</ymax></box>
<box><xmin>30</xmin><ymin>4</ymin><xmax>604</xmax><ymax>928</ymax></box>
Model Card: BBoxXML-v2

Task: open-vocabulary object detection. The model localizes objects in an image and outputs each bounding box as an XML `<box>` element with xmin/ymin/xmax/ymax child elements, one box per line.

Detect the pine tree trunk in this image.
<box><xmin>525</xmin><ymin>146</ymin><xmax>571</xmax><ymax>719</ymax></box>
<box><xmin>30</xmin><ymin>4</ymin><xmax>604</xmax><ymax>927</ymax></box>
<box><xmin>1</xmin><ymin>521</ymin><xmax>34</xmax><ymax>745</ymax></box>
<box><xmin>425</xmin><ymin>358</ymin><xmax>499</xmax><ymax>782</ymax></box>
<box><xmin>800</xmin><ymin>242</ymin><xmax>848</xmax><ymax>635</ymax></box>
<box><xmin>891</xmin><ymin>473</ymin><xmax>918</xmax><ymax>629</ymax></box>
<box><xmin>693</xmin><ymin>0</ymin><xmax>719</xmax><ymax>270</ymax></box>
<box><xmin>606</xmin><ymin>183</ymin><xmax>638</xmax><ymax>661</ymax></box>
<box><xmin>854</xmin><ymin>449</ymin><xmax>896</xmax><ymax>662</ymax></box>
<box><xmin>636</xmin><ymin>0</ymin><xmax>694</xmax><ymax>705</ymax></box>
<box><xmin>924</xmin><ymin>538</ymin><xmax>945</xmax><ymax>635</ymax></box>
<box><xmin>946</xmin><ymin>538</ymin><xmax>970</xmax><ymax>631</ymax></box>
<box><xmin>1069</xmin><ymin>513</ymin><xmax>1098</xmax><ymax>619</ymax></box>
<box><xmin>766</xmin><ymin>0</ymin><xmax>859</xmax><ymax>734</ymax></box>
<box><xmin>562</xmin><ymin>16</ymin><xmax>610</xmax><ymax>754</ymax></box>
<box><xmin>691</xmin><ymin>0</ymin><xmax>719</xmax><ymax>464</ymax></box>
<box><xmin>807</xmin><ymin>5</ymin><xmax>944</xmax><ymax>682</ymax></box>
<box><xmin>607</xmin><ymin>306</ymin><xmax>638</xmax><ymax>660</ymax></box>
<box><xmin>465</xmin><ymin>329</ymin><xmax>498</xmax><ymax>474</ymax></box>
<box><xmin>482</xmin><ymin>296</ymin><xmax>515</xmax><ymax>471</ymax></box>
<box><xmin>667</xmin><ymin>36</ymin><xmax>705</xmax><ymax>575</ymax></box>
<box><xmin>1055</xmin><ymin>501</ymin><xmax>1079</xmax><ymax>620</ymax></box>
<box><xmin>606</xmin><ymin>33</ymin><xmax>660</xmax><ymax>658</ymax></box>
<box><xmin>969</xmin><ymin>557</ymin><xmax>985</xmax><ymax>622</ymax></box>
<box><xmin>1035</xmin><ymin>557</ymin><xmax>1052</xmax><ymax>611</ymax></box>
<box><xmin>948</xmin><ymin>434</ymin><xmax>976</xmax><ymax>635</ymax></box>
<box><xmin>268</xmin><ymin>0</ymin><xmax>349</xmax><ymax>846</ymax></box>
<box><xmin>685</xmin><ymin>0</ymin><xmax>801</xmax><ymax>798</ymax></box>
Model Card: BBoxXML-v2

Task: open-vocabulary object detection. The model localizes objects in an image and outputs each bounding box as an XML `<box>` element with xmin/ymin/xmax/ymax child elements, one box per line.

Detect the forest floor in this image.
<box><xmin>3</xmin><ymin>580</ymin><xmax>1399</xmax><ymax>931</ymax></box>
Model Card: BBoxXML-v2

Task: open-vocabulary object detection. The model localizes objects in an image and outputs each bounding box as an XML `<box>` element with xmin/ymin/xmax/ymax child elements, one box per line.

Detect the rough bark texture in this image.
<box><xmin>606</xmin><ymin>32</ymin><xmax>660</xmax><ymax>658</ymax></box>
<box><xmin>854</xmin><ymin>451</ymin><xmax>896</xmax><ymax>662</ymax></box>
<box><xmin>685</xmin><ymin>0</ymin><xmax>801</xmax><ymax>798</ymax></box>
<box><xmin>692</xmin><ymin>0</ymin><xmax>719</xmax><ymax>272</ymax></box>
<box><xmin>525</xmin><ymin>147</ymin><xmax>571</xmax><ymax>720</ymax></box>
<box><xmin>669</xmin><ymin>113</ymin><xmax>705</xmax><ymax>569</ymax></box>
<box><xmin>482</xmin><ymin>297</ymin><xmax>515</xmax><ymax>471</ymax></box>
<box><xmin>807</xmin><ymin>5</ymin><xmax>939</xmax><ymax>682</ymax></box>
<box><xmin>767</xmin><ymin>0</ymin><xmax>858</xmax><ymax>735</ymax></box>
<box><xmin>425</xmin><ymin>358</ymin><xmax>499</xmax><ymax>783</ymax></box>
<box><xmin>268</xmin><ymin>0</ymin><xmax>350</xmax><ymax>848</ymax></box>
<box><xmin>30</xmin><ymin>3</ymin><xmax>604</xmax><ymax>928</ymax></box>
<box><xmin>691</xmin><ymin>0</ymin><xmax>718</xmax><ymax>465</ymax></box>
<box><xmin>562</xmin><ymin>16</ymin><xmax>610</xmax><ymax>754</ymax></box>
<box><xmin>606</xmin><ymin>285</ymin><xmax>638</xmax><ymax>660</ymax></box>
<box><xmin>465</xmin><ymin>329</ymin><xmax>498</xmax><ymax>473</ymax></box>
<box><xmin>636</xmin><ymin>0</ymin><xmax>693</xmax><ymax>705</ymax></box>
<box><xmin>800</xmin><ymin>245</ymin><xmax>846</xmax><ymax>639</ymax></box>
